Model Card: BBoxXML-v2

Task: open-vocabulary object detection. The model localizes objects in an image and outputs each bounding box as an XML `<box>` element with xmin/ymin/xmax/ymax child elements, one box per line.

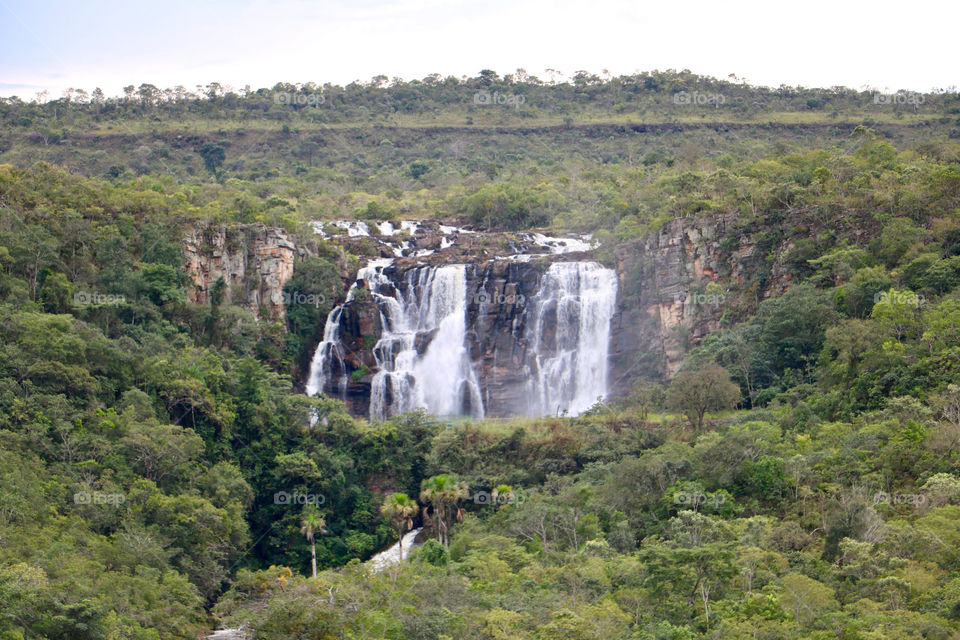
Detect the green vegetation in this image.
<box><xmin>1</xmin><ymin>73</ymin><xmax>959</xmax><ymax>638</ymax></box>
<box><xmin>381</xmin><ymin>492</ymin><xmax>419</xmax><ymax>557</ymax></box>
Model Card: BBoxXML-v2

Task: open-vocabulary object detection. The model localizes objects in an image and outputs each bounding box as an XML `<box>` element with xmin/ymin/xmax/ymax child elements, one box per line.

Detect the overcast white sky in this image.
<box><xmin>1</xmin><ymin>0</ymin><xmax>956</xmax><ymax>99</ymax></box>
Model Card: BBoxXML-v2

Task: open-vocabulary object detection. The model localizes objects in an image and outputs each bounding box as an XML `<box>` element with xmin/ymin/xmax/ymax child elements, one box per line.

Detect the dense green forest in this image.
<box><xmin>1</xmin><ymin>72</ymin><xmax>960</xmax><ymax>639</ymax></box>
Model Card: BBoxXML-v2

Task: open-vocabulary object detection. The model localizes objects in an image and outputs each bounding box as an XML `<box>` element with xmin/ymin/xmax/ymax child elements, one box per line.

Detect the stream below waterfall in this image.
<box><xmin>367</xmin><ymin>527</ymin><xmax>423</xmax><ymax>571</ymax></box>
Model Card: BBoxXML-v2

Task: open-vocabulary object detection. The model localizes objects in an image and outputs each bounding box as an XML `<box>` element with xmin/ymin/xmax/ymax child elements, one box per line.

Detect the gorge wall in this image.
<box><xmin>182</xmin><ymin>214</ymin><xmax>794</xmax><ymax>419</ymax></box>
<box><xmin>182</xmin><ymin>223</ymin><xmax>302</xmax><ymax>319</ymax></box>
<box><xmin>608</xmin><ymin>215</ymin><xmax>792</xmax><ymax>397</ymax></box>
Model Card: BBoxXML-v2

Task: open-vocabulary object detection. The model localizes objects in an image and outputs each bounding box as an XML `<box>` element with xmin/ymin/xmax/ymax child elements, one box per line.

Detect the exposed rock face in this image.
<box><xmin>466</xmin><ymin>260</ymin><xmax>546</xmax><ymax>416</ymax></box>
<box><xmin>182</xmin><ymin>224</ymin><xmax>299</xmax><ymax>319</ymax></box>
<box><xmin>608</xmin><ymin>216</ymin><xmax>792</xmax><ymax>396</ymax></box>
<box><xmin>182</xmin><ymin>214</ymin><xmax>796</xmax><ymax>415</ymax></box>
<box><xmin>329</xmin><ymin>297</ymin><xmax>383</xmax><ymax>412</ymax></box>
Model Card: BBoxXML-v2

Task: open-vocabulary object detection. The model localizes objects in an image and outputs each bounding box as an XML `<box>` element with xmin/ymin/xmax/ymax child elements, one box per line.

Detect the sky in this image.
<box><xmin>1</xmin><ymin>0</ymin><xmax>957</xmax><ymax>100</ymax></box>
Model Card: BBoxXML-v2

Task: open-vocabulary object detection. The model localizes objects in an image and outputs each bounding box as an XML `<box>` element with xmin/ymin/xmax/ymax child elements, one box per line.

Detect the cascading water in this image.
<box><xmin>367</xmin><ymin>527</ymin><xmax>423</xmax><ymax>571</ymax></box>
<box><xmin>306</xmin><ymin>256</ymin><xmax>617</xmax><ymax>421</ymax></box>
<box><xmin>369</xmin><ymin>264</ymin><xmax>484</xmax><ymax>421</ymax></box>
<box><xmin>525</xmin><ymin>262</ymin><xmax>618</xmax><ymax>417</ymax></box>
<box><xmin>305</xmin><ymin>258</ymin><xmax>394</xmax><ymax>401</ymax></box>
<box><xmin>305</xmin><ymin>306</ymin><xmax>347</xmax><ymax>400</ymax></box>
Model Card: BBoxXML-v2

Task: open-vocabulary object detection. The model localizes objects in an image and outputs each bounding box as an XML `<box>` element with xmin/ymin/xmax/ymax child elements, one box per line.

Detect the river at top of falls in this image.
<box><xmin>311</xmin><ymin>219</ymin><xmax>595</xmax><ymax>259</ymax></box>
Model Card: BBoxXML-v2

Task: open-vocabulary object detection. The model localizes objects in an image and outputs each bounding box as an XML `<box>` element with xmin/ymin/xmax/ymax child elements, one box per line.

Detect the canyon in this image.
<box><xmin>183</xmin><ymin>215</ymin><xmax>793</xmax><ymax>419</ymax></box>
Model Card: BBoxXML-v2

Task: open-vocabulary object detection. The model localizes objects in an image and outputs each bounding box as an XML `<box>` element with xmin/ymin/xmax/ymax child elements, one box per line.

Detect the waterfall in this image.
<box><xmin>369</xmin><ymin>265</ymin><xmax>484</xmax><ymax>421</ymax></box>
<box><xmin>306</xmin><ymin>258</ymin><xmax>394</xmax><ymax>401</ymax></box>
<box><xmin>305</xmin><ymin>306</ymin><xmax>347</xmax><ymax>399</ymax></box>
<box><xmin>306</xmin><ymin>258</ymin><xmax>617</xmax><ymax>421</ymax></box>
<box><xmin>526</xmin><ymin>262</ymin><xmax>618</xmax><ymax>417</ymax></box>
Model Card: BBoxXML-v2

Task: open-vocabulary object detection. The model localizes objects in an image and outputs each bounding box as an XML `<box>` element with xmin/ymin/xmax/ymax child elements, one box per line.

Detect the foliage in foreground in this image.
<box><xmin>1</xmin><ymin>73</ymin><xmax>960</xmax><ymax>638</ymax></box>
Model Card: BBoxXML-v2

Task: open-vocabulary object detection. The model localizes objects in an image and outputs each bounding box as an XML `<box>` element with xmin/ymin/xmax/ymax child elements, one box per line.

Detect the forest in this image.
<box><xmin>1</xmin><ymin>71</ymin><xmax>960</xmax><ymax>639</ymax></box>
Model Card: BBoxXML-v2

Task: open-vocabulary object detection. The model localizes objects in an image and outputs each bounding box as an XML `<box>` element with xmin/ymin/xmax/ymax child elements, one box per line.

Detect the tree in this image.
<box><xmin>870</xmin><ymin>288</ymin><xmax>924</xmax><ymax>342</ymax></box>
<box><xmin>458</xmin><ymin>183</ymin><xmax>551</xmax><ymax>230</ymax></box>
<box><xmin>689</xmin><ymin>324</ymin><xmax>769</xmax><ymax>405</ymax></box>
<box><xmin>842</xmin><ymin>267</ymin><xmax>894</xmax><ymax>318</ymax></box>
<box><xmin>120</xmin><ymin>423</ymin><xmax>205</xmax><ymax>488</ymax></box>
<box><xmin>199</xmin><ymin>142</ymin><xmax>227</xmax><ymax>176</ymax></box>
<box><xmin>300</xmin><ymin>509</ymin><xmax>326</xmax><ymax>578</ymax></box>
<box><xmin>283</xmin><ymin>256</ymin><xmax>340</xmax><ymax>363</ymax></box>
<box><xmin>7</xmin><ymin>224</ymin><xmax>58</xmax><ymax>301</ymax></box>
<box><xmin>137</xmin><ymin>83</ymin><xmax>162</xmax><ymax>107</ymax></box>
<box><xmin>777</xmin><ymin>573</ymin><xmax>838</xmax><ymax>629</ymax></box>
<box><xmin>667</xmin><ymin>365</ymin><xmax>740</xmax><ymax>431</ymax></box>
<box><xmin>141</xmin><ymin>491</ymin><xmax>250</xmax><ymax>600</ymax></box>
<box><xmin>639</xmin><ymin>527</ymin><xmax>737</xmax><ymax>631</ymax></box>
<box><xmin>406</xmin><ymin>161</ymin><xmax>429</xmax><ymax>179</ymax></box>
<box><xmin>627</xmin><ymin>380</ymin><xmax>663</xmax><ymax>420</ymax></box>
<box><xmin>920</xmin><ymin>474</ymin><xmax>960</xmax><ymax>507</ymax></box>
<box><xmin>821</xmin><ymin>319</ymin><xmax>877</xmax><ymax>385</ymax></box>
<box><xmin>491</xmin><ymin>484</ymin><xmax>516</xmax><ymax>506</ymax></box>
<box><xmin>138</xmin><ymin>262</ymin><xmax>184</xmax><ymax>305</ymax></box>
<box><xmin>420</xmin><ymin>474</ymin><xmax>468</xmax><ymax>548</ymax></box>
<box><xmin>935</xmin><ymin>384</ymin><xmax>960</xmax><ymax>462</ymax></box>
<box><xmin>381</xmin><ymin>492</ymin><xmax>419</xmax><ymax>557</ymax></box>
<box><xmin>923</xmin><ymin>298</ymin><xmax>960</xmax><ymax>351</ymax></box>
<box><xmin>755</xmin><ymin>283</ymin><xmax>837</xmax><ymax>377</ymax></box>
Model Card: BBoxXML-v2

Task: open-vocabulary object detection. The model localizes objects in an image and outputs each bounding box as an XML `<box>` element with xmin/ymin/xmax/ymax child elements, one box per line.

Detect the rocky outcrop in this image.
<box><xmin>328</xmin><ymin>297</ymin><xmax>383</xmax><ymax>414</ymax></box>
<box><xmin>466</xmin><ymin>260</ymin><xmax>546</xmax><ymax>416</ymax></box>
<box><xmin>608</xmin><ymin>215</ymin><xmax>793</xmax><ymax>396</ymax></box>
<box><xmin>183</xmin><ymin>224</ymin><xmax>300</xmax><ymax>319</ymax></box>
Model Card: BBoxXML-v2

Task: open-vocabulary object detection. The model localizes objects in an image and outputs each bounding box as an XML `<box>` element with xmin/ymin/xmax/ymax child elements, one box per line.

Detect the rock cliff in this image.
<box><xmin>608</xmin><ymin>215</ymin><xmax>792</xmax><ymax>397</ymax></box>
<box><xmin>182</xmin><ymin>223</ymin><xmax>300</xmax><ymax>319</ymax></box>
<box><xmin>183</xmin><ymin>214</ymin><xmax>795</xmax><ymax>415</ymax></box>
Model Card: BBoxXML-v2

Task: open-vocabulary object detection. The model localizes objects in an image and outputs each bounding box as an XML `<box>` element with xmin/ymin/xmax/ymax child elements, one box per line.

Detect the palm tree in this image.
<box><xmin>381</xmin><ymin>492</ymin><xmax>419</xmax><ymax>557</ymax></box>
<box><xmin>420</xmin><ymin>474</ymin><xmax>468</xmax><ymax>548</ymax></box>
<box><xmin>420</xmin><ymin>476</ymin><xmax>441</xmax><ymax>544</ymax></box>
<box><xmin>300</xmin><ymin>509</ymin><xmax>326</xmax><ymax>578</ymax></box>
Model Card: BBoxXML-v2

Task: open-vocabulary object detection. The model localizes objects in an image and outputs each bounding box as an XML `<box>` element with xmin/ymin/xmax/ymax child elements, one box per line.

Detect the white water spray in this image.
<box><xmin>307</xmin><ymin>259</ymin><xmax>617</xmax><ymax>420</ymax></box>
<box><xmin>526</xmin><ymin>262</ymin><xmax>618</xmax><ymax>416</ymax></box>
<box><xmin>369</xmin><ymin>265</ymin><xmax>484</xmax><ymax>421</ymax></box>
<box><xmin>367</xmin><ymin>527</ymin><xmax>423</xmax><ymax>571</ymax></box>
